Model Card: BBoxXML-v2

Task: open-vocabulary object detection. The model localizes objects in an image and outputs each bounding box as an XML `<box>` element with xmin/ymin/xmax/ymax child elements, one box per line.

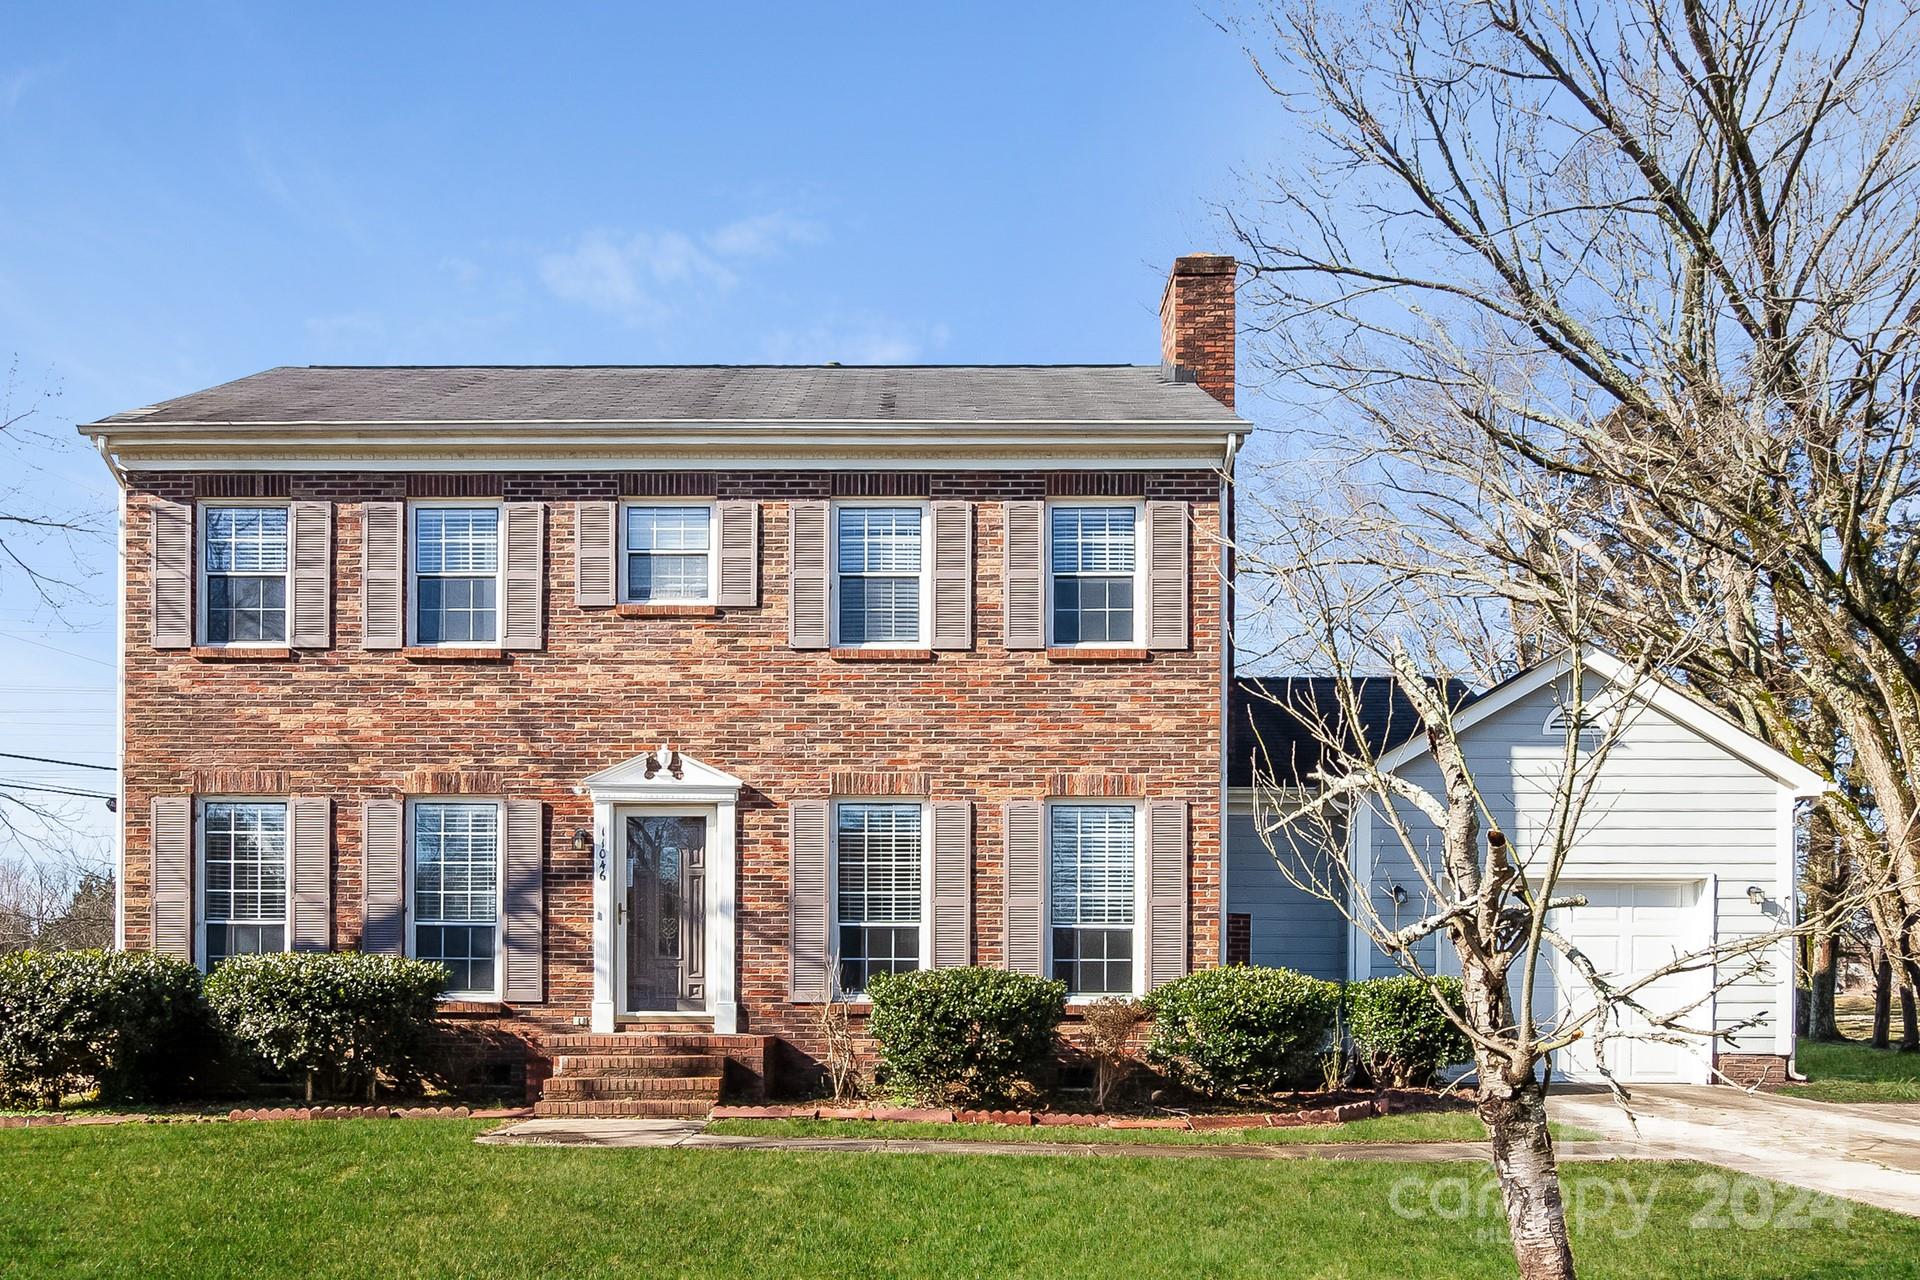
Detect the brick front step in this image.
<box><xmin>552</xmin><ymin>1053</ymin><xmax>724</xmax><ymax>1078</ymax></box>
<box><xmin>541</xmin><ymin>1075</ymin><xmax>723</xmax><ymax>1100</ymax></box>
<box><xmin>532</xmin><ymin>1098</ymin><xmax>713</xmax><ymax>1118</ymax></box>
<box><xmin>542</xmin><ymin>1033</ymin><xmax>746</xmax><ymax>1052</ymax></box>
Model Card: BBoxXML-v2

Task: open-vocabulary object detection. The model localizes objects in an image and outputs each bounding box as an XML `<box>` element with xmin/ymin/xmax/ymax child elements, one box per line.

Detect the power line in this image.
<box><xmin>0</xmin><ymin>631</ymin><xmax>113</xmax><ymax>667</ymax></box>
<box><xmin>0</xmin><ymin>750</ymin><xmax>114</xmax><ymax>772</ymax></box>
<box><xmin>0</xmin><ymin>778</ymin><xmax>116</xmax><ymax>801</ymax></box>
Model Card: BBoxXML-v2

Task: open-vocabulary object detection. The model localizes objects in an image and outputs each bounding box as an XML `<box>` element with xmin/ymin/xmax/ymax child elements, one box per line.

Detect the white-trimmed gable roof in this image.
<box><xmin>576</xmin><ymin>747</ymin><xmax>745</xmax><ymax>804</ymax></box>
<box><xmin>1372</xmin><ymin>647</ymin><xmax>1829</xmax><ymax>798</ymax></box>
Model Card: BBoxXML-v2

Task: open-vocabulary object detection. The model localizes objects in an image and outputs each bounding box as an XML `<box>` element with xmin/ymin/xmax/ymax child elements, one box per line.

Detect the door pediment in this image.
<box><xmin>579</xmin><ymin>747</ymin><xmax>745</xmax><ymax>804</ymax></box>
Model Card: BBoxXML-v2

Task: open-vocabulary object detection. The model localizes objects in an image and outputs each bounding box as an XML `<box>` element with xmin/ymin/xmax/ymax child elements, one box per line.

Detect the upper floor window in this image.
<box><xmin>1049</xmin><ymin>803</ymin><xmax>1138</xmax><ymax>996</ymax></box>
<box><xmin>623</xmin><ymin>503</ymin><xmax>713</xmax><ymax>603</ymax></box>
<box><xmin>201</xmin><ymin>505</ymin><xmax>290</xmax><ymax>644</ymax></box>
<box><xmin>411</xmin><ymin>505</ymin><xmax>501</xmax><ymax>645</ymax></box>
<box><xmin>410</xmin><ymin>799</ymin><xmax>502</xmax><ymax>998</ymax></box>
<box><xmin>200</xmin><ymin>799</ymin><xmax>289</xmax><ymax>968</ymax></box>
<box><xmin>834</xmin><ymin>505</ymin><xmax>926</xmax><ymax>646</ymax></box>
<box><xmin>1544</xmin><ymin>705</ymin><xmax>1604</xmax><ymax>750</ymax></box>
<box><xmin>1049</xmin><ymin>505</ymin><xmax>1141</xmax><ymax>646</ymax></box>
<box><xmin>834</xmin><ymin>801</ymin><xmax>924</xmax><ymax>994</ymax></box>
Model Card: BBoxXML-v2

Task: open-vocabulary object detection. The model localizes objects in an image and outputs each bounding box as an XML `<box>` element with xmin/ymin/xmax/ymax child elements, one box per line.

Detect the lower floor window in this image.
<box><xmin>412</xmin><ymin>801</ymin><xmax>501</xmax><ymax>996</ymax></box>
<box><xmin>202</xmin><ymin>800</ymin><xmax>289</xmax><ymax>967</ymax></box>
<box><xmin>1049</xmin><ymin>804</ymin><xmax>1137</xmax><ymax>996</ymax></box>
<box><xmin>835</xmin><ymin>802</ymin><xmax>923</xmax><ymax>995</ymax></box>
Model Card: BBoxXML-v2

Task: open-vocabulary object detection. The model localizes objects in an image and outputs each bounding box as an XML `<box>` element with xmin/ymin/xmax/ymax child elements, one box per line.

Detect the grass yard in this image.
<box><xmin>1783</xmin><ymin>1036</ymin><xmax>1920</xmax><ymax>1104</ymax></box>
<box><xmin>0</xmin><ymin>1121</ymin><xmax>1910</xmax><ymax>1278</ymax></box>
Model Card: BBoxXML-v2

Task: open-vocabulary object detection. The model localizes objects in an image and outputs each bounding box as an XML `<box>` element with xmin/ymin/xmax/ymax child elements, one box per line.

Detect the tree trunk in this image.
<box><xmin>1873</xmin><ymin>937</ymin><xmax>1892</xmax><ymax>1050</ymax></box>
<box><xmin>1903</xmin><ymin>961</ymin><xmax>1920</xmax><ymax>1053</ymax></box>
<box><xmin>1808</xmin><ymin>931</ymin><xmax>1841</xmax><ymax>1041</ymax></box>
<box><xmin>1479</xmin><ymin>1072</ymin><xmax>1575</xmax><ymax>1280</ymax></box>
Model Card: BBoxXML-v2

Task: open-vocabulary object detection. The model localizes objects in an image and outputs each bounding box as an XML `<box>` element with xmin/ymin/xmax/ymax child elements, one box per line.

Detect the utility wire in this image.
<box><xmin>0</xmin><ymin>778</ymin><xmax>116</xmax><ymax>801</ymax></box>
<box><xmin>0</xmin><ymin>750</ymin><xmax>115</xmax><ymax>772</ymax></box>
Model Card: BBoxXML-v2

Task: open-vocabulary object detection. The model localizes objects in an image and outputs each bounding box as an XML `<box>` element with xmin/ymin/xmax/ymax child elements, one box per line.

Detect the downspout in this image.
<box><xmin>1217</xmin><ymin>429</ymin><xmax>1241</xmax><ymax>964</ymax></box>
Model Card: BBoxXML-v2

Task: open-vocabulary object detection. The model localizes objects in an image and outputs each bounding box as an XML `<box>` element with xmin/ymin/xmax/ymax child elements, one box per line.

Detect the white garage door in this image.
<box><xmin>1542</xmin><ymin>880</ymin><xmax>1711</xmax><ymax>1084</ymax></box>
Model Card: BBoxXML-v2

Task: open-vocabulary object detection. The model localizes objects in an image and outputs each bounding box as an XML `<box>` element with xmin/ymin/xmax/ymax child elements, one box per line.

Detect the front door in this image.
<box><xmin>622</xmin><ymin>812</ymin><xmax>708</xmax><ymax>1013</ymax></box>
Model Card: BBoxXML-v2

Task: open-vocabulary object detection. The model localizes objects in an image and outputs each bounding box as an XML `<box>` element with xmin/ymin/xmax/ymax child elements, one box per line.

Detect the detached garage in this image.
<box><xmin>1227</xmin><ymin>649</ymin><xmax>1826</xmax><ymax>1086</ymax></box>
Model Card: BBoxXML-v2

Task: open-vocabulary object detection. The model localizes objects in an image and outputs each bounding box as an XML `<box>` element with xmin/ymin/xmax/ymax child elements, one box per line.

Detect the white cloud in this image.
<box><xmin>538</xmin><ymin>213</ymin><xmax>822</xmax><ymax>324</ymax></box>
<box><xmin>762</xmin><ymin>318</ymin><xmax>948</xmax><ymax>365</ymax></box>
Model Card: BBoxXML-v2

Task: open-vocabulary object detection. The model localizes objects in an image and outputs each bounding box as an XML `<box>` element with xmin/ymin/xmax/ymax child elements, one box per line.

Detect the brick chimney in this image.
<box><xmin>1159</xmin><ymin>254</ymin><xmax>1236</xmax><ymax>408</ymax></box>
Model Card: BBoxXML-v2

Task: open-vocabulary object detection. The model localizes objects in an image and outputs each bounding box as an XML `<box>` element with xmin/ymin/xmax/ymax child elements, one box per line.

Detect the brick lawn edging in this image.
<box><xmin>711</xmin><ymin>1097</ymin><xmax>1395</xmax><ymax>1129</ymax></box>
<box><xmin>0</xmin><ymin>1105</ymin><xmax>533</xmax><ymax>1129</ymax></box>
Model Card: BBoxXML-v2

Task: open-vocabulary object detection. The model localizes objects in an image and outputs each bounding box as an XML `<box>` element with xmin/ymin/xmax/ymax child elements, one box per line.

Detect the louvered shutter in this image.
<box><xmin>1145</xmin><ymin>501</ymin><xmax>1190</xmax><ymax>650</ymax></box>
<box><xmin>788</xmin><ymin>800</ymin><xmax>830</xmax><ymax>1000</ymax></box>
<box><xmin>360</xmin><ymin>503</ymin><xmax>404</xmax><ymax>649</ymax></box>
<box><xmin>150</xmin><ymin>499</ymin><xmax>193</xmax><ymax>649</ymax></box>
<box><xmin>361</xmin><ymin>799</ymin><xmax>405</xmax><ymax>955</ymax></box>
<box><xmin>502</xmin><ymin>502</ymin><xmax>545</xmax><ymax>649</ymax></box>
<box><xmin>574</xmin><ymin>501</ymin><xmax>616</xmax><ymax>606</ymax></box>
<box><xmin>1002</xmin><ymin>501</ymin><xmax>1044</xmax><ymax>649</ymax></box>
<box><xmin>929</xmin><ymin>501</ymin><xmax>972</xmax><ymax>650</ymax></box>
<box><xmin>289</xmin><ymin>796</ymin><xmax>332</xmax><ymax>951</ymax></box>
<box><xmin>151</xmin><ymin>796</ymin><xmax>192</xmax><ymax>959</ymax></box>
<box><xmin>1145</xmin><ymin>800</ymin><xmax>1189</xmax><ymax>987</ymax></box>
<box><xmin>504</xmin><ymin>799</ymin><xmax>544</xmax><ymax>1002</ymax></box>
<box><xmin>288</xmin><ymin>501</ymin><xmax>332</xmax><ymax>649</ymax></box>
<box><xmin>788</xmin><ymin>501</ymin><xmax>829</xmax><ymax>649</ymax></box>
<box><xmin>1002</xmin><ymin>800</ymin><xmax>1043</xmax><ymax>975</ymax></box>
<box><xmin>715</xmin><ymin>500</ymin><xmax>759</xmax><ymax>607</ymax></box>
<box><xmin>931</xmin><ymin>802</ymin><xmax>972</xmax><ymax>967</ymax></box>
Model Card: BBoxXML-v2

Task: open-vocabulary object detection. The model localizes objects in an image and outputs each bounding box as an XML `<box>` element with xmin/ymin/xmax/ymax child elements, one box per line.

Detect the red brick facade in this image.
<box><xmin>120</xmin><ymin>468</ymin><xmax>1226</xmax><ymax>1087</ymax></box>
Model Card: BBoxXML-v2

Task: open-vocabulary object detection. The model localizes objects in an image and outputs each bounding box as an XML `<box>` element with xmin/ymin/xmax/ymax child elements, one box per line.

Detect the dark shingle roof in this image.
<box><xmin>100</xmin><ymin>364</ymin><xmax>1244</xmax><ymax>426</ymax></box>
<box><xmin>1230</xmin><ymin>676</ymin><xmax>1478</xmax><ymax>788</ymax></box>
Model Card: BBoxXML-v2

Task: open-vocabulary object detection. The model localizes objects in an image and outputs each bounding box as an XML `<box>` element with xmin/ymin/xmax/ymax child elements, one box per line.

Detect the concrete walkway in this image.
<box><xmin>478</xmin><ymin>1116</ymin><xmax>1626</xmax><ymax>1165</ymax></box>
<box><xmin>1548</xmin><ymin>1085</ymin><xmax>1920</xmax><ymax>1217</ymax></box>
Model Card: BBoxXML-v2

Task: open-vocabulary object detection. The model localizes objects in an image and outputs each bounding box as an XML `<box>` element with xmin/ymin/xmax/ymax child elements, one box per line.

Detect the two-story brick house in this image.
<box><xmin>84</xmin><ymin>255</ymin><xmax>1247</xmax><ymax>1110</ymax></box>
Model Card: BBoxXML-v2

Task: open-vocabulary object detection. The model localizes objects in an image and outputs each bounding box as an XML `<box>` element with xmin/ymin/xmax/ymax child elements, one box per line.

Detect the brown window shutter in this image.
<box><xmin>503</xmin><ymin>799</ymin><xmax>544</xmax><ymax>1002</ymax></box>
<box><xmin>360</xmin><ymin>799</ymin><xmax>405</xmax><ymax>955</ymax></box>
<box><xmin>288</xmin><ymin>502</ymin><xmax>333</xmax><ymax>649</ymax></box>
<box><xmin>788</xmin><ymin>799</ymin><xmax>830</xmax><ymax>1000</ymax></box>
<box><xmin>360</xmin><ymin>502</ymin><xmax>405</xmax><ymax>649</ymax></box>
<box><xmin>1002</xmin><ymin>800</ymin><xmax>1043</xmax><ymax>975</ymax></box>
<box><xmin>787</xmin><ymin>501</ymin><xmax>830</xmax><ymax>649</ymax></box>
<box><xmin>150</xmin><ymin>499</ymin><xmax>193</xmax><ymax>649</ymax></box>
<box><xmin>289</xmin><ymin>796</ymin><xmax>332</xmax><ymax>952</ymax></box>
<box><xmin>931</xmin><ymin>801</ymin><xmax>972</xmax><ymax>967</ymax></box>
<box><xmin>714</xmin><ymin>500</ymin><xmax>760</xmax><ymax>607</ymax></box>
<box><xmin>1145</xmin><ymin>501</ymin><xmax>1190</xmax><ymax>650</ymax></box>
<box><xmin>150</xmin><ymin>796</ymin><xmax>192</xmax><ymax>959</ymax></box>
<box><xmin>574</xmin><ymin>500</ymin><xmax>617</xmax><ymax>606</ymax></box>
<box><xmin>929</xmin><ymin>501</ymin><xmax>973</xmax><ymax>650</ymax></box>
<box><xmin>1001</xmin><ymin>501</ymin><xmax>1043</xmax><ymax>649</ymax></box>
<box><xmin>1145</xmin><ymin>800</ymin><xmax>1189</xmax><ymax>988</ymax></box>
<box><xmin>501</xmin><ymin>502</ymin><xmax>545</xmax><ymax>650</ymax></box>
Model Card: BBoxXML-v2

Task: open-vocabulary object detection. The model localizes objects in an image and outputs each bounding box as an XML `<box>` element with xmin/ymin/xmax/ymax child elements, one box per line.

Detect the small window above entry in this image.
<box><xmin>623</xmin><ymin>503</ymin><xmax>714</xmax><ymax>604</ymax></box>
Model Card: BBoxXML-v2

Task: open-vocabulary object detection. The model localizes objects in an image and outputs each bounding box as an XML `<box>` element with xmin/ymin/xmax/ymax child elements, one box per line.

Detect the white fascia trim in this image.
<box><xmin>1372</xmin><ymin>646</ymin><xmax>1831</xmax><ymax>797</ymax></box>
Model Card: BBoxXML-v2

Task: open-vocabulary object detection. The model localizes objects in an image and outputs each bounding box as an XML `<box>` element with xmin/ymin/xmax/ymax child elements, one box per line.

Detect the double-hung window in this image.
<box><xmin>1049</xmin><ymin>804</ymin><xmax>1138</xmax><ymax>996</ymax></box>
<box><xmin>623</xmin><ymin>504</ymin><xmax>713</xmax><ymax>603</ymax></box>
<box><xmin>410</xmin><ymin>800</ymin><xmax>502</xmax><ymax>998</ymax></box>
<box><xmin>1049</xmin><ymin>505</ymin><xmax>1141</xmax><ymax>646</ymax></box>
<box><xmin>200</xmin><ymin>800</ymin><xmax>289</xmax><ymax>967</ymax></box>
<box><xmin>201</xmin><ymin>505</ymin><xmax>290</xmax><ymax>645</ymax></box>
<box><xmin>834</xmin><ymin>802</ymin><xmax>924</xmax><ymax>994</ymax></box>
<box><xmin>412</xmin><ymin>506</ymin><xmax>501</xmax><ymax>644</ymax></box>
<box><xmin>834</xmin><ymin>506</ymin><xmax>925</xmax><ymax>646</ymax></box>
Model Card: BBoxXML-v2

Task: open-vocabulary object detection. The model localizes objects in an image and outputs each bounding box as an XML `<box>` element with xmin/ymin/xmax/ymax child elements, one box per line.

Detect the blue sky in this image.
<box><xmin>0</xmin><ymin>2</ymin><xmax>1282</xmax><ymax>862</ymax></box>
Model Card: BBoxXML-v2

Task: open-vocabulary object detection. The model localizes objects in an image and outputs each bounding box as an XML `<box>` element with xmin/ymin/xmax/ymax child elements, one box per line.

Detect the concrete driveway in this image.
<box><xmin>1549</xmin><ymin>1085</ymin><xmax>1920</xmax><ymax>1216</ymax></box>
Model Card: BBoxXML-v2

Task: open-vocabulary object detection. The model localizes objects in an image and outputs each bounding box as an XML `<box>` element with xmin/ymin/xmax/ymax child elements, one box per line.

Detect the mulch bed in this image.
<box><xmin>0</xmin><ymin>1104</ymin><xmax>533</xmax><ymax>1128</ymax></box>
<box><xmin>713</xmin><ymin>1088</ymin><xmax>1460</xmax><ymax>1130</ymax></box>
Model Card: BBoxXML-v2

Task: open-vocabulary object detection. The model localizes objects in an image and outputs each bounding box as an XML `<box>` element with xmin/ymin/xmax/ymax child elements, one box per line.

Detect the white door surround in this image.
<box><xmin>579</xmin><ymin>747</ymin><xmax>742</xmax><ymax>1034</ymax></box>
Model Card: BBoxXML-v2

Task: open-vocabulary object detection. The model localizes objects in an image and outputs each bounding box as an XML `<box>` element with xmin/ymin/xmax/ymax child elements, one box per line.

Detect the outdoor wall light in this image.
<box><xmin>1746</xmin><ymin>885</ymin><xmax>1767</xmax><ymax>906</ymax></box>
<box><xmin>1389</xmin><ymin>884</ymin><xmax>1409</xmax><ymax>906</ymax></box>
<box><xmin>571</xmin><ymin>827</ymin><xmax>593</xmax><ymax>852</ymax></box>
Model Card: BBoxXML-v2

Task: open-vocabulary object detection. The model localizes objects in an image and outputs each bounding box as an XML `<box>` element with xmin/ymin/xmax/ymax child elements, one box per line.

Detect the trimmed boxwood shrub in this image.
<box><xmin>205</xmin><ymin>952</ymin><xmax>447</xmax><ymax>1100</ymax></box>
<box><xmin>1346</xmin><ymin>974</ymin><xmax>1472</xmax><ymax>1086</ymax></box>
<box><xmin>866</xmin><ymin>967</ymin><xmax>1067</xmax><ymax>1106</ymax></box>
<box><xmin>1143</xmin><ymin>965</ymin><xmax>1340</xmax><ymax>1097</ymax></box>
<box><xmin>0</xmin><ymin>949</ymin><xmax>216</xmax><ymax>1108</ymax></box>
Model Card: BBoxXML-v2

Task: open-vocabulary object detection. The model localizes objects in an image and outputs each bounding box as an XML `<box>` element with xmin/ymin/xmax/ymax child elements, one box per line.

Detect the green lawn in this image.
<box><xmin>1783</xmin><ymin>1037</ymin><xmax>1920</xmax><ymax>1103</ymax></box>
<box><xmin>0</xmin><ymin>1121</ymin><xmax>1908</xmax><ymax>1278</ymax></box>
<box><xmin>709</xmin><ymin>1110</ymin><xmax>1534</xmax><ymax>1146</ymax></box>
